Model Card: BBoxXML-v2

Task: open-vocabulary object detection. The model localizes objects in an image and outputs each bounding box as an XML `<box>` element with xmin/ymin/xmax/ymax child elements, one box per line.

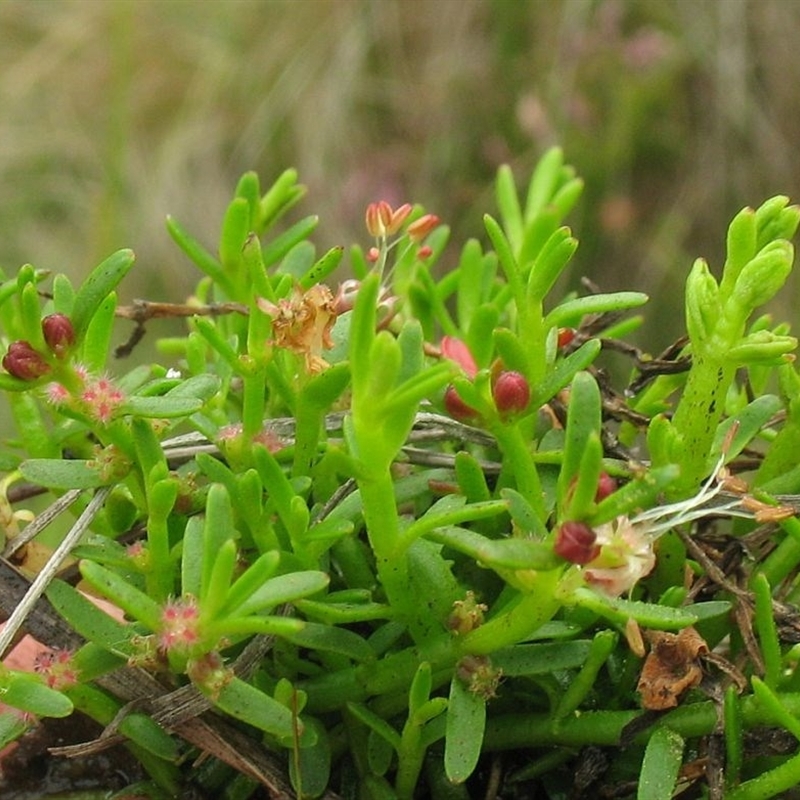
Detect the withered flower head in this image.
<box><xmin>637</xmin><ymin>627</ymin><xmax>708</xmax><ymax>710</ymax></box>
<box><xmin>258</xmin><ymin>284</ymin><xmax>338</xmax><ymax>374</ymax></box>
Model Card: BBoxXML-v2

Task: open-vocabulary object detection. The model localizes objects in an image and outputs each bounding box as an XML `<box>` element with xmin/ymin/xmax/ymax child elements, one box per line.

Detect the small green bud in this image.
<box><xmin>725</xmin><ymin>330</ymin><xmax>797</xmax><ymax>366</ymax></box>
<box><xmin>732</xmin><ymin>240</ymin><xmax>793</xmax><ymax>312</ymax></box>
<box><xmin>684</xmin><ymin>258</ymin><xmax>719</xmax><ymax>344</ymax></box>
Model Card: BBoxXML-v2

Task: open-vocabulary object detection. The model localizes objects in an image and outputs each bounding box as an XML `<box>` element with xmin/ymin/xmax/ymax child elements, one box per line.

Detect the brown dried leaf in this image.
<box><xmin>637</xmin><ymin>627</ymin><xmax>708</xmax><ymax>710</ymax></box>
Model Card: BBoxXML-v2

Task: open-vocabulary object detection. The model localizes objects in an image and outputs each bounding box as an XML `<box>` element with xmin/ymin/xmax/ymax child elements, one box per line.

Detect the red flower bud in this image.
<box><xmin>41</xmin><ymin>313</ymin><xmax>75</xmax><ymax>357</ymax></box>
<box><xmin>2</xmin><ymin>340</ymin><xmax>50</xmax><ymax>381</ymax></box>
<box><xmin>557</xmin><ymin>327</ymin><xmax>576</xmax><ymax>349</ymax></box>
<box><xmin>595</xmin><ymin>472</ymin><xmax>617</xmax><ymax>502</ymax></box>
<box><xmin>492</xmin><ymin>370</ymin><xmax>530</xmax><ymax>415</ymax></box>
<box><xmin>554</xmin><ymin>521</ymin><xmax>601</xmax><ymax>565</ymax></box>
<box><xmin>444</xmin><ymin>385</ymin><xmax>478</xmax><ymax>421</ymax></box>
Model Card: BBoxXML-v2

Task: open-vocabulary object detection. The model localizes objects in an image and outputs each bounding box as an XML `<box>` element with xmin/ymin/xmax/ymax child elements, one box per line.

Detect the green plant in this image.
<box><xmin>1</xmin><ymin>150</ymin><xmax>800</xmax><ymax>799</ymax></box>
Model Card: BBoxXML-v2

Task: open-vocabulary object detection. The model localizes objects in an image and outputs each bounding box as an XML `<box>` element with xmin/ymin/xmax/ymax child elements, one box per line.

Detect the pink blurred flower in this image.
<box><xmin>440</xmin><ymin>336</ymin><xmax>478</xmax><ymax>378</ymax></box>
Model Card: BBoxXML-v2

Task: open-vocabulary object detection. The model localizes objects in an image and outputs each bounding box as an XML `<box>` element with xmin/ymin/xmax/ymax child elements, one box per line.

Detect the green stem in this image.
<box><xmin>668</xmin><ymin>353</ymin><xmax>736</xmax><ymax>497</ymax></box>
<box><xmin>458</xmin><ymin>575</ymin><xmax>562</xmax><ymax>655</ymax></box>
<box><xmin>484</xmin><ymin>691</ymin><xmax>800</xmax><ymax>751</ymax></box>
<box><xmin>301</xmin><ymin>636</ymin><xmax>457</xmax><ymax>714</ymax></box>
<box><xmin>492</xmin><ymin>423</ymin><xmax>546</xmax><ymax>525</ymax></box>
<box><xmin>395</xmin><ymin>720</ymin><xmax>425</xmax><ymax>800</ymax></box>
<box><xmin>758</xmin><ymin>516</ymin><xmax>800</xmax><ymax>588</ymax></box>
<box><xmin>358</xmin><ymin>471</ymin><xmax>437</xmax><ymax>643</ymax></box>
<box><xmin>241</xmin><ymin>367</ymin><xmax>266</xmax><ymax>442</ymax></box>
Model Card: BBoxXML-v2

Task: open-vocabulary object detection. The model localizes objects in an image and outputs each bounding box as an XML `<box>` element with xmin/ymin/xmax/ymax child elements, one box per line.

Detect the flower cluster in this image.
<box><xmin>158</xmin><ymin>596</ymin><xmax>202</xmax><ymax>653</ymax></box>
<box><xmin>33</xmin><ymin>648</ymin><xmax>80</xmax><ymax>690</ymax></box>
<box><xmin>364</xmin><ymin>200</ymin><xmax>439</xmax><ymax>264</ymax></box>
<box><xmin>46</xmin><ymin>367</ymin><xmax>126</xmax><ymax>426</ymax></box>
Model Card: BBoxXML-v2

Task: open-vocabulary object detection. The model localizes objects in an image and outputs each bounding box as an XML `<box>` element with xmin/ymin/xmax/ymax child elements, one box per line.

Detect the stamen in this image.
<box><xmin>630</xmin><ymin>451</ymin><xmax>755</xmax><ymax>540</ymax></box>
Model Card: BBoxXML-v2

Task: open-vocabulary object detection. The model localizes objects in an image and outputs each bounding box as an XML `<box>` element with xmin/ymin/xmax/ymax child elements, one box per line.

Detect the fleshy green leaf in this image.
<box><xmin>19</xmin><ymin>459</ymin><xmax>111</xmax><ymax>489</ymax></box>
<box><xmin>637</xmin><ymin>727</ymin><xmax>684</xmax><ymax>800</ymax></box>
<box><xmin>0</xmin><ymin>672</ymin><xmax>73</xmax><ymax>717</ymax></box>
<box><xmin>209</xmin><ymin>677</ymin><xmax>294</xmax><ymax>738</ymax></box>
<box><xmin>71</xmin><ymin>249</ymin><xmax>135</xmax><ymax>340</ymax></box>
<box><xmin>444</xmin><ymin>676</ymin><xmax>485</xmax><ymax>784</ymax></box>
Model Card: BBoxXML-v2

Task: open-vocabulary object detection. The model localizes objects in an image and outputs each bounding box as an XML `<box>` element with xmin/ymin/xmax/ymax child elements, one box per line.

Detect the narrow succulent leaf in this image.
<box><xmin>444</xmin><ymin>676</ymin><xmax>485</xmax><ymax>784</ymax></box>
<box><xmin>209</xmin><ymin>677</ymin><xmax>294</xmax><ymax>738</ymax></box>
<box><xmin>71</xmin><ymin>249</ymin><xmax>135</xmax><ymax>340</ymax></box>
<box><xmin>637</xmin><ymin>727</ymin><xmax>684</xmax><ymax>800</ymax></box>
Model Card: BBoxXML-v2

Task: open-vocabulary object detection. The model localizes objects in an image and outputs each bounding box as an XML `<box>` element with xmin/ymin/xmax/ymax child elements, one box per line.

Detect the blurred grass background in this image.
<box><xmin>1</xmin><ymin>0</ymin><xmax>800</xmax><ymax>352</ymax></box>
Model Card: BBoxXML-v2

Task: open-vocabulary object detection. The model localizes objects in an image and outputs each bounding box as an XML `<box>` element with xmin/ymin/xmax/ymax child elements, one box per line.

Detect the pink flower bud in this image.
<box><xmin>595</xmin><ymin>472</ymin><xmax>617</xmax><ymax>502</ymax></box>
<box><xmin>492</xmin><ymin>370</ymin><xmax>530</xmax><ymax>415</ymax></box>
<box><xmin>441</xmin><ymin>336</ymin><xmax>478</xmax><ymax>377</ymax></box>
<box><xmin>41</xmin><ymin>313</ymin><xmax>75</xmax><ymax>357</ymax></box>
<box><xmin>554</xmin><ymin>521</ymin><xmax>601</xmax><ymax>565</ymax></box>
<box><xmin>444</xmin><ymin>385</ymin><xmax>478</xmax><ymax>421</ymax></box>
<box><xmin>2</xmin><ymin>340</ymin><xmax>50</xmax><ymax>380</ymax></box>
<box><xmin>407</xmin><ymin>213</ymin><xmax>439</xmax><ymax>242</ymax></box>
<box><xmin>417</xmin><ymin>245</ymin><xmax>433</xmax><ymax>259</ymax></box>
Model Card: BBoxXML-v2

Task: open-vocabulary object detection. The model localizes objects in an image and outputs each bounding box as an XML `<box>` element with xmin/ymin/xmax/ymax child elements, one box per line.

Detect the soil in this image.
<box><xmin>0</xmin><ymin>712</ymin><xmax>144</xmax><ymax>799</ymax></box>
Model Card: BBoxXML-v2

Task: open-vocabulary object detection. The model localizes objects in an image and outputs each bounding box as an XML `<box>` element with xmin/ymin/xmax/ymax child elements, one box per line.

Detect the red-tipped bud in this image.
<box><xmin>41</xmin><ymin>313</ymin><xmax>75</xmax><ymax>357</ymax></box>
<box><xmin>595</xmin><ymin>472</ymin><xmax>617</xmax><ymax>502</ymax></box>
<box><xmin>492</xmin><ymin>370</ymin><xmax>530</xmax><ymax>415</ymax></box>
<box><xmin>554</xmin><ymin>521</ymin><xmax>601</xmax><ymax>565</ymax></box>
<box><xmin>407</xmin><ymin>213</ymin><xmax>439</xmax><ymax>242</ymax></box>
<box><xmin>388</xmin><ymin>203</ymin><xmax>413</xmax><ymax>234</ymax></box>
<box><xmin>444</xmin><ymin>385</ymin><xmax>478</xmax><ymax>421</ymax></box>
<box><xmin>557</xmin><ymin>327</ymin><xmax>576</xmax><ymax>349</ymax></box>
<box><xmin>367</xmin><ymin>246</ymin><xmax>381</xmax><ymax>263</ymax></box>
<box><xmin>2</xmin><ymin>340</ymin><xmax>50</xmax><ymax>380</ymax></box>
<box><xmin>417</xmin><ymin>245</ymin><xmax>433</xmax><ymax>259</ymax></box>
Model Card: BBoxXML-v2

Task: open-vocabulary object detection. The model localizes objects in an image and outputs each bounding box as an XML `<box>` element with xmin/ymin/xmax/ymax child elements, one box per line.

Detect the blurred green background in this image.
<box><xmin>1</xmin><ymin>0</ymin><xmax>800</xmax><ymax>352</ymax></box>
